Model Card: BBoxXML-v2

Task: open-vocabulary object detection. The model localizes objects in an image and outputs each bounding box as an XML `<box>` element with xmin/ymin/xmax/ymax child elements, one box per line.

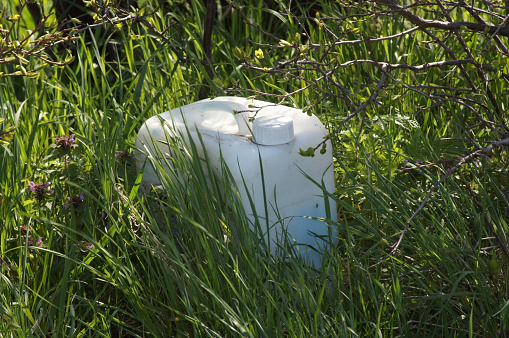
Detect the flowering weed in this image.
<box><xmin>51</xmin><ymin>134</ymin><xmax>77</xmax><ymax>153</ymax></box>
<box><xmin>28</xmin><ymin>181</ymin><xmax>53</xmax><ymax>201</ymax></box>
<box><xmin>64</xmin><ymin>193</ymin><xmax>85</xmax><ymax>211</ymax></box>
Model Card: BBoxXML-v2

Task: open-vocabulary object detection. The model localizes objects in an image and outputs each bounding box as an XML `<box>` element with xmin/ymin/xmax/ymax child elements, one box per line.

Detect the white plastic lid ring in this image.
<box><xmin>252</xmin><ymin>115</ymin><xmax>295</xmax><ymax>145</ymax></box>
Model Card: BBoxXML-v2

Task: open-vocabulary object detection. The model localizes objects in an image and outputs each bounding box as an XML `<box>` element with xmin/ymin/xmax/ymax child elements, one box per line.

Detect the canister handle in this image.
<box><xmin>197</xmin><ymin>100</ymin><xmax>253</xmax><ymax>136</ymax></box>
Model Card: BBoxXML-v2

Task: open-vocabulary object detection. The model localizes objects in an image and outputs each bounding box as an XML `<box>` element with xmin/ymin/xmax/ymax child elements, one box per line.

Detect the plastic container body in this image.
<box><xmin>135</xmin><ymin>96</ymin><xmax>336</xmax><ymax>267</ymax></box>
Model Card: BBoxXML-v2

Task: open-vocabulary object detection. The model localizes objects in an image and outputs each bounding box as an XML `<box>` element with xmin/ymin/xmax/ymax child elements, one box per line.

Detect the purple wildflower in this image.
<box><xmin>64</xmin><ymin>193</ymin><xmax>84</xmax><ymax>210</ymax></box>
<box><xmin>82</xmin><ymin>241</ymin><xmax>94</xmax><ymax>249</ymax></box>
<box><xmin>100</xmin><ymin>211</ymin><xmax>109</xmax><ymax>226</ymax></box>
<box><xmin>18</xmin><ymin>225</ymin><xmax>30</xmax><ymax>235</ymax></box>
<box><xmin>27</xmin><ymin>237</ymin><xmax>44</xmax><ymax>247</ymax></box>
<box><xmin>73</xmin><ymin>241</ymin><xmax>95</xmax><ymax>252</ymax></box>
<box><xmin>28</xmin><ymin>181</ymin><xmax>53</xmax><ymax>201</ymax></box>
<box><xmin>115</xmin><ymin>150</ymin><xmax>135</xmax><ymax>160</ymax></box>
<box><xmin>415</xmin><ymin>159</ymin><xmax>422</xmax><ymax>165</ymax></box>
<box><xmin>51</xmin><ymin>134</ymin><xmax>77</xmax><ymax>152</ymax></box>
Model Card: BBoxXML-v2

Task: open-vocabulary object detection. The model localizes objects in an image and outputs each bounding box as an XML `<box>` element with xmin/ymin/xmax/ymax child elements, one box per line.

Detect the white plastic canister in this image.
<box><xmin>135</xmin><ymin>96</ymin><xmax>336</xmax><ymax>267</ymax></box>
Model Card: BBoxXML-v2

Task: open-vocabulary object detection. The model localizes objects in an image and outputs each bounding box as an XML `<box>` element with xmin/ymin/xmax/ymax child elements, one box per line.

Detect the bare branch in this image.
<box><xmin>376</xmin><ymin>0</ymin><xmax>509</xmax><ymax>37</ymax></box>
<box><xmin>309</xmin><ymin>27</ymin><xmax>420</xmax><ymax>47</ymax></box>
<box><xmin>337</xmin><ymin>58</ymin><xmax>475</xmax><ymax>71</ymax></box>
<box><xmin>373</xmin><ymin>137</ymin><xmax>509</xmax><ymax>266</ymax></box>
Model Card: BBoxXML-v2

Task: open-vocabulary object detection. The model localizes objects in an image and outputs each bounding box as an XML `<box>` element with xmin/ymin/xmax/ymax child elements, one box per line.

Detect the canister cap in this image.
<box><xmin>252</xmin><ymin>115</ymin><xmax>295</xmax><ymax>145</ymax></box>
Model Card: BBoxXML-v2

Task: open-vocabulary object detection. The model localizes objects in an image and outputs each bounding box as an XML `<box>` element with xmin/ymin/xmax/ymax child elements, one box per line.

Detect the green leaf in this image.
<box><xmin>233</xmin><ymin>46</ymin><xmax>245</xmax><ymax>60</ymax></box>
<box><xmin>133</xmin><ymin>63</ymin><xmax>148</xmax><ymax>104</ymax></box>
<box><xmin>320</xmin><ymin>143</ymin><xmax>327</xmax><ymax>154</ymax></box>
<box><xmin>279</xmin><ymin>39</ymin><xmax>292</xmax><ymax>47</ymax></box>
<box><xmin>255</xmin><ymin>48</ymin><xmax>264</xmax><ymax>59</ymax></box>
<box><xmin>299</xmin><ymin>147</ymin><xmax>315</xmax><ymax>157</ymax></box>
<box><xmin>64</xmin><ymin>52</ymin><xmax>75</xmax><ymax>64</ymax></box>
<box><xmin>487</xmin><ymin>257</ymin><xmax>506</xmax><ymax>274</ymax></box>
<box><xmin>212</xmin><ymin>78</ymin><xmax>224</xmax><ymax>88</ymax></box>
<box><xmin>0</xmin><ymin>125</ymin><xmax>16</xmax><ymax>145</ymax></box>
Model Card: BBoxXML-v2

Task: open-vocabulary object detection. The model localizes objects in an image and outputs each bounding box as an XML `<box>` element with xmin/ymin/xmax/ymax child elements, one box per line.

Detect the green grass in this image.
<box><xmin>1</xmin><ymin>0</ymin><xmax>509</xmax><ymax>336</ymax></box>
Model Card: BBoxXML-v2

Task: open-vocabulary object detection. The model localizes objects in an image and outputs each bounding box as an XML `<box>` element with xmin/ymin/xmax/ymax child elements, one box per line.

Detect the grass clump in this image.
<box><xmin>1</xmin><ymin>0</ymin><xmax>508</xmax><ymax>336</ymax></box>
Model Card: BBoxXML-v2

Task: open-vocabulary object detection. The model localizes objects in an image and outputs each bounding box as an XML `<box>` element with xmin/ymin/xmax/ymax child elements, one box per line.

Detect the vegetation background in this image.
<box><xmin>1</xmin><ymin>0</ymin><xmax>509</xmax><ymax>336</ymax></box>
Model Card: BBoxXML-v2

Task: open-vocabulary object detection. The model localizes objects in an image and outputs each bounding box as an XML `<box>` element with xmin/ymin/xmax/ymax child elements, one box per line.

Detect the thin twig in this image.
<box><xmin>376</xmin><ymin>0</ymin><xmax>509</xmax><ymax>37</ymax></box>
<box><xmin>372</xmin><ymin>137</ymin><xmax>509</xmax><ymax>267</ymax></box>
<box><xmin>198</xmin><ymin>0</ymin><xmax>216</xmax><ymax>100</ymax></box>
<box><xmin>314</xmin><ymin>65</ymin><xmax>389</xmax><ymax>153</ymax></box>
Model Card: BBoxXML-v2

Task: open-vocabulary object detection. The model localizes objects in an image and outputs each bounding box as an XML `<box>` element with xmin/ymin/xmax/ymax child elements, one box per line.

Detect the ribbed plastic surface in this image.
<box><xmin>252</xmin><ymin>115</ymin><xmax>295</xmax><ymax>145</ymax></box>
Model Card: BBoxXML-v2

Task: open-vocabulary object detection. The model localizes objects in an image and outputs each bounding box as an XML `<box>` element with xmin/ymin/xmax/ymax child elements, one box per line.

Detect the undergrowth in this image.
<box><xmin>1</xmin><ymin>0</ymin><xmax>508</xmax><ymax>336</ymax></box>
